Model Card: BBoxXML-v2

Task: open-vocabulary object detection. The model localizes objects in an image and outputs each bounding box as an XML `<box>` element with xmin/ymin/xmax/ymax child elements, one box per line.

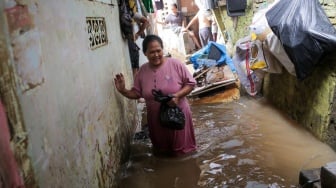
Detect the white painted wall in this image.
<box><xmin>3</xmin><ymin>0</ymin><xmax>137</xmax><ymax>186</ymax></box>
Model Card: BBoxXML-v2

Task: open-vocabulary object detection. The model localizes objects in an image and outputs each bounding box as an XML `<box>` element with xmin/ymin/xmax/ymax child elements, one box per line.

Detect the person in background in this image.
<box><xmin>157</xmin><ymin>3</ymin><xmax>201</xmax><ymax>50</ymax></box>
<box><xmin>129</xmin><ymin>12</ymin><xmax>150</xmax><ymax>76</ymax></box>
<box><xmin>0</xmin><ymin>99</ymin><xmax>25</xmax><ymax>188</ymax></box>
<box><xmin>211</xmin><ymin>18</ymin><xmax>218</xmax><ymax>42</ymax></box>
<box><xmin>132</xmin><ymin>12</ymin><xmax>149</xmax><ymax>41</ymax></box>
<box><xmin>114</xmin><ymin>35</ymin><xmax>197</xmax><ymax>157</ymax></box>
<box><xmin>183</xmin><ymin>9</ymin><xmax>214</xmax><ymax>47</ymax></box>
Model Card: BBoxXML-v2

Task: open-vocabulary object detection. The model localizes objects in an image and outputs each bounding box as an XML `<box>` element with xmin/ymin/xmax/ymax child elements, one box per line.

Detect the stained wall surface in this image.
<box><xmin>0</xmin><ymin>0</ymin><xmax>137</xmax><ymax>187</ymax></box>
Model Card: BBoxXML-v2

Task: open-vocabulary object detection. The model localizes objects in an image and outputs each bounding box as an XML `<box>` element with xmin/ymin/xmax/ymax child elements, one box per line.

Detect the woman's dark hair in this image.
<box><xmin>171</xmin><ymin>3</ymin><xmax>178</xmax><ymax>9</ymax></box>
<box><xmin>142</xmin><ymin>35</ymin><xmax>163</xmax><ymax>54</ymax></box>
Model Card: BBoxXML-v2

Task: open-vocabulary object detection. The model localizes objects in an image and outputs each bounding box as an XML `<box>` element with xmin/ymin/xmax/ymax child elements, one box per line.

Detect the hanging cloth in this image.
<box><xmin>141</xmin><ymin>0</ymin><xmax>154</xmax><ymax>13</ymax></box>
<box><xmin>154</xmin><ymin>0</ymin><xmax>164</xmax><ymax>10</ymax></box>
<box><xmin>128</xmin><ymin>0</ymin><xmax>138</xmax><ymax>13</ymax></box>
<box><xmin>136</xmin><ymin>0</ymin><xmax>143</xmax><ymax>14</ymax></box>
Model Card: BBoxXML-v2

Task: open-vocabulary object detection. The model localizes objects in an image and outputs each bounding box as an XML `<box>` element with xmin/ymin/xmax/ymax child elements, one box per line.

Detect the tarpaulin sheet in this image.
<box><xmin>190</xmin><ymin>41</ymin><xmax>236</xmax><ymax>72</ymax></box>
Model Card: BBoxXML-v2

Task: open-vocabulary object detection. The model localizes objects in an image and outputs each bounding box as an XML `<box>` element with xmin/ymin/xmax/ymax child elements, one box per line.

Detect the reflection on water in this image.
<box><xmin>118</xmin><ymin>97</ymin><xmax>336</xmax><ymax>188</ymax></box>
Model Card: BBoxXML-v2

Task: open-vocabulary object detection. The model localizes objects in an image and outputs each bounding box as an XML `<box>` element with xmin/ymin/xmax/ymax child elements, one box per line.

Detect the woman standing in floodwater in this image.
<box><xmin>114</xmin><ymin>35</ymin><xmax>197</xmax><ymax>157</ymax></box>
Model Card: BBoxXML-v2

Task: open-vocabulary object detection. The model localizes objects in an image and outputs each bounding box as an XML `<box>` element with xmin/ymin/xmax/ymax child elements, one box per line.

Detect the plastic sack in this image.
<box><xmin>190</xmin><ymin>41</ymin><xmax>236</xmax><ymax>72</ymax></box>
<box><xmin>263</xmin><ymin>32</ymin><xmax>296</xmax><ymax>75</ymax></box>
<box><xmin>266</xmin><ymin>0</ymin><xmax>336</xmax><ymax>80</ymax></box>
<box><xmin>249</xmin><ymin>5</ymin><xmax>292</xmax><ymax>75</ymax></box>
<box><xmin>233</xmin><ymin>36</ymin><xmax>265</xmax><ymax>96</ymax></box>
<box><xmin>235</xmin><ymin>36</ymin><xmax>268</xmax><ymax>71</ymax></box>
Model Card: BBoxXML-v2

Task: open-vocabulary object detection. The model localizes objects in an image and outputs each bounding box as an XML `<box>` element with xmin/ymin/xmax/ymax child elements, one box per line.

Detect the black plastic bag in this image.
<box><xmin>266</xmin><ymin>0</ymin><xmax>336</xmax><ymax>80</ymax></box>
<box><xmin>152</xmin><ymin>89</ymin><xmax>185</xmax><ymax>130</ymax></box>
<box><xmin>159</xmin><ymin>104</ymin><xmax>185</xmax><ymax>130</ymax></box>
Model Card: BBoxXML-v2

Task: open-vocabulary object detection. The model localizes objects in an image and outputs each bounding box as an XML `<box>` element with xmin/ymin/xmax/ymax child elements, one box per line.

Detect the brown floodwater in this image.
<box><xmin>118</xmin><ymin>97</ymin><xmax>336</xmax><ymax>188</ymax></box>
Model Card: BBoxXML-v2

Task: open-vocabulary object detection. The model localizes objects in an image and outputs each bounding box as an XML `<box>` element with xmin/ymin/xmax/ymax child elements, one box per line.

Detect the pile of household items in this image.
<box><xmin>189</xmin><ymin>41</ymin><xmax>237</xmax><ymax>97</ymax></box>
<box><xmin>233</xmin><ymin>0</ymin><xmax>336</xmax><ymax>96</ymax></box>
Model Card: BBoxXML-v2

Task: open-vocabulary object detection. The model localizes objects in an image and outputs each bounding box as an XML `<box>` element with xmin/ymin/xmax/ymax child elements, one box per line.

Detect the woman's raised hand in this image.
<box><xmin>114</xmin><ymin>73</ymin><xmax>126</xmax><ymax>93</ymax></box>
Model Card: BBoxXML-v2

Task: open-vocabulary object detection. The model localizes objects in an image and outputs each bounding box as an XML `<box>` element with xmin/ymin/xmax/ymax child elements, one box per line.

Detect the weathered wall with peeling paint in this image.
<box><xmin>214</xmin><ymin>0</ymin><xmax>336</xmax><ymax>150</ymax></box>
<box><xmin>0</xmin><ymin>0</ymin><xmax>137</xmax><ymax>187</ymax></box>
<box><xmin>263</xmin><ymin>55</ymin><xmax>336</xmax><ymax>149</ymax></box>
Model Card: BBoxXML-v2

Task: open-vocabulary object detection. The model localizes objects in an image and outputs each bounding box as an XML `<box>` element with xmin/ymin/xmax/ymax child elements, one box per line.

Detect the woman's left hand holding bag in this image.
<box><xmin>167</xmin><ymin>94</ymin><xmax>180</xmax><ymax>107</ymax></box>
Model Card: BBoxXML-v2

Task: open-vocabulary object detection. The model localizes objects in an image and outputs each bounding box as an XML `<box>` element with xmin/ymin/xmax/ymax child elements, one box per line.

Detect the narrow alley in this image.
<box><xmin>118</xmin><ymin>97</ymin><xmax>336</xmax><ymax>187</ymax></box>
<box><xmin>1</xmin><ymin>0</ymin><xmax>336</xmax><ymax>187</ymax></box>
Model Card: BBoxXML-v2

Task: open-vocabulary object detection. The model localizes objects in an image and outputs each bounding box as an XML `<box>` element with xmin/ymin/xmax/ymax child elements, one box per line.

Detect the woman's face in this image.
<box><xmin>144</xmin><ymin>40</ymin><xmax>164</xmax><ymax>67</ymax></box>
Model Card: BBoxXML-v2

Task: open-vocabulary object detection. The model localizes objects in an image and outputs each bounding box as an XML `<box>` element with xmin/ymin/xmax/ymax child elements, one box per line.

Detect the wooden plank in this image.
<box><xmin>189</xmin><ymin>79</ymin><xmax>237</xmax><ymax>97</ymax></box>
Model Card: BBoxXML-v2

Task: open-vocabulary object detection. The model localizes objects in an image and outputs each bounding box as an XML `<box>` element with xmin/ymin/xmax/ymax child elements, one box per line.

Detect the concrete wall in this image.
<box><xmin>257</xmin><ymin>0</ymin><xmax>336</xmax><ymax>150</ymax></box>
<box><xmin>263</xmin><ymin>55</ymin><xmax>336</xmax><ymax>149</ymax></box>
<box><xmin>214</xmin><ymin>0</ymin><xmax>336</xmax><ymax>150</ymax></box>
<box><xmin>213</xmin><ymin>0</ymin><xmax>254</xmax><ymax>56</ymax></box>
<box><xmin>0</xmin><ymin>0</ymin><xmax>137</xmax><ymax>187</ymax></box>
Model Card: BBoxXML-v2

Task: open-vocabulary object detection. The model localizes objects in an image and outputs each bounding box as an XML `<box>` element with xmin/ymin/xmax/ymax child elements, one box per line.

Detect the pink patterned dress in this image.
<box><xmin>132</xmin><ymin>58</ymin><xmax>196</xmax><ymax>155</ymax></box>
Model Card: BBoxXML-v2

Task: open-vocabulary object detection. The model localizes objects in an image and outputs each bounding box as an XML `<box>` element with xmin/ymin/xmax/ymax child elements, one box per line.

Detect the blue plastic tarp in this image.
<box><xmin>189</xmin><ymin>41</ymin><xmax>236</xmax><ymax>72</ymax></box>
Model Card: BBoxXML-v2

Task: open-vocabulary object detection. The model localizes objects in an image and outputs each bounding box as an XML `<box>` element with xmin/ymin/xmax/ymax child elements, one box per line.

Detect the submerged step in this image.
<box><xmin>299</xmin><ymin>161</ymin><xmax>336</xmax><ymax>188</ymax></box>
<box><xmin>299</xmin><ymin>168</ymin><xmax>321</xmax><ymax>188</ymax></box>
<box><xmin>321</xmin><ymin>161</ymin><xmax>336</xmax><ymax>188</ymax></box>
